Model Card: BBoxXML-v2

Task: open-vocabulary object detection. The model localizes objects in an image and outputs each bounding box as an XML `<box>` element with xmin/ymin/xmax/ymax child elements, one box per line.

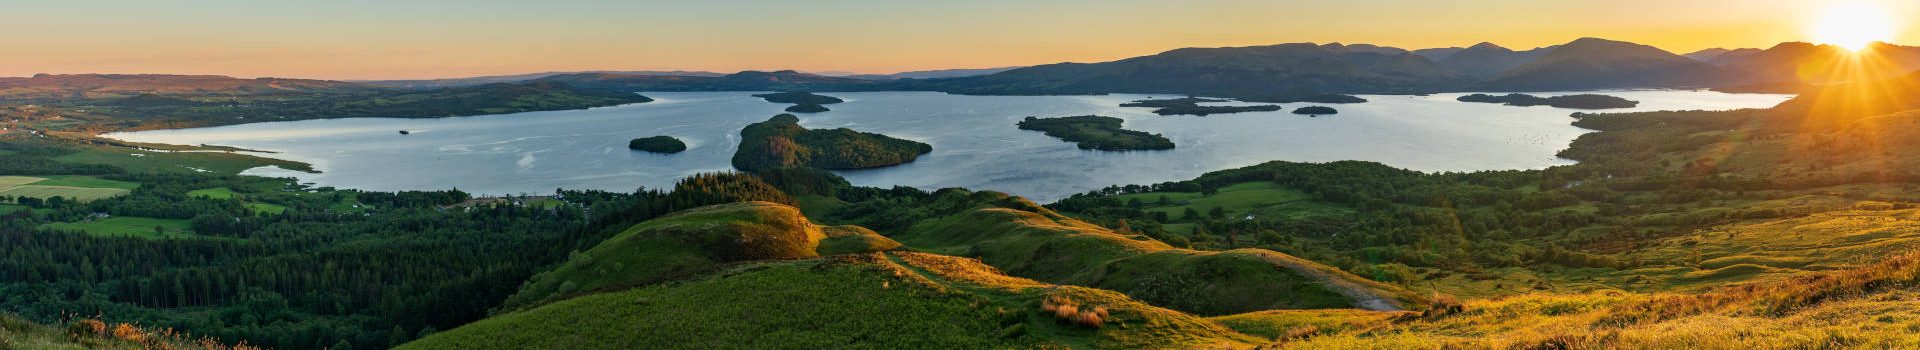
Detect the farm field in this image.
<box><xmin>39</xmin><ymin>216</ymin><xmax>197</xmax><ymax>239</ymax></box>
<box><xmin>0</xmin><ymin>175</ymin><xmax>137</xmax><ymax>202</ymax></box>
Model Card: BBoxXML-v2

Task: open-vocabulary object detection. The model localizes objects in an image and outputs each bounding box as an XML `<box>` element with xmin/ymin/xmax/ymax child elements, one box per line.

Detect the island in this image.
<box><xmin>786</xmin><ymin>103</ymin><xmax>831</xmax><ymax>113</ymax></box>
<box><xmin>1119</xmin><ymin>97</ymin><xmax>1283</xmax><ymax>116</ymax></box>
<box><xmin>398</xmin><ymin>130</ymin><xmax>410</xmax><ymax>135</ymax></box>
<box><xmin>1293</xmin><ymin>106</ymin><xmax>1338</xmax><ymax>116</ymax></box>
<box><xmin>732</xmin><ymin>114</ymin><xmax>932</xmax><ymax>172</ymax></box>
<box><xmin>1242</xmin><ymin>93</ymin><xmax>1369</xmax><ymax>104</ymax></box>
<box><xmin>753</xmin><ymin>92</ymin><xmax>845</xmax><ymax>105</ymax></box>
<box><xmin>1457</xmin><ymin>93</ymin><xmax>1639</xmax><ymax>109</ymax></box>
<box><xmin>1017</xmin><ymin>116</ymin><xmax>1174</xmax><ymax>151</ymax></box>
<box><xmin>628</xmin><ymin>136</ymin><xmax>688</xmax><ymax>153</ymax></box>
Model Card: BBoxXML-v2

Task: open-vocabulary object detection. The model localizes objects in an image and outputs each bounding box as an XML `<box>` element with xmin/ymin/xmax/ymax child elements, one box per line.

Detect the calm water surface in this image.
<box><xmin>108</xmin><ymin>91</ymin><xmax>1791</xmax><ymax>202</ymax></box>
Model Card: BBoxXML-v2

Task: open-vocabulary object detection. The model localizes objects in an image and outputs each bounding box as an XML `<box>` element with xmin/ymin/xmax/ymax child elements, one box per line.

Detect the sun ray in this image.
<box><xmin>1810</xmin><ymin>2</ymin><xmax>1898</xmax><ymax>51</ymax></box>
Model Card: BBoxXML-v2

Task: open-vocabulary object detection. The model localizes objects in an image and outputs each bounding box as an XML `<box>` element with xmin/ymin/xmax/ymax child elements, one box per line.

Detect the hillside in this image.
<box><xmin>500</xmin><ymin>201</ymin><xmax>893</xmax><ymax>309</ymax></box>
<box><xmin>1475</xmin><ymin>38</ymin><xmax>1742</xmax><ymax>90</ymax></box>
<box><xmin>884</xmin><ymin>190</ymin><xmax>1422</xmax><ymax>315</ymax></box>
<box><xmin>1704</xmin><ymin>42</ymin><xmax>1920</xmax><ymax>85</ymax></box>
<box><xmin>731</xmin><ymin>114</ymin><xmax>933</xmax><ymax>172</ymax></box>
<box><xmin>404</xmin><ymin>253</ymin><xmax>1261</xmax><ymax>350</ymax></box>
<box><xmin>0</xmin><ymin>73</ymin><xmax>364</xmax><ymax>101</ymax></box>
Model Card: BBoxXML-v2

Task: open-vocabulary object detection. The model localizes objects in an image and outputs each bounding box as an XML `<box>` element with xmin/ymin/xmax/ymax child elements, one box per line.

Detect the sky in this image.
<box><xmin>2</xmin><ymin>0</ymin><xmax>1914</xmax><ymax>80</ymax></box>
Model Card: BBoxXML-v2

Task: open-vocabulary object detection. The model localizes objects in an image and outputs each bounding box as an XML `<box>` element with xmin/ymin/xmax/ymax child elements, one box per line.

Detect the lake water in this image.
<box><xmin>107</xmin><ymin>91</ymin><xmax>1792</xmax><ymax>203</ymax></box>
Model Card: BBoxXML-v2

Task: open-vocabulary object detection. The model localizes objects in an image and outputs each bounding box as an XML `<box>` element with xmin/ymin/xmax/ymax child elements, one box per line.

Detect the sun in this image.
<box><xmin>1811</xmin><ymin>2</ymin><xmax>1898</xmax><ymax>51</ymax></box>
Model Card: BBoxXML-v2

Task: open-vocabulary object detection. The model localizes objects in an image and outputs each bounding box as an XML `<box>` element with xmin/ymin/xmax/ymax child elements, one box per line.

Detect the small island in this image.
<box><xmin>753</xmin><ymin>92</ymin><xmax>845</xmax><ymax>105</ymax></box>
<box><xmin>1242</xmin><ymin>93</ymin><xmax>1369</xmax><ymax>104</ymax></box>
<box><xmin>785</xmin><ymin>103</ymin><xmax>831</xmax><ymax>113</ymax></box>
<box><xmin>1120</xmin><ymin>97</ymin><xmax>1283</xmax><ymax>116</ymax></box>
<box><xmin>732</xmin><ymin>114</ymin><xmax>932</xmax><ymax>172</ymax></box>
<box><xmin>398</xmin><ymin>130</ymin><xmax>411</xmax><ymax>135</ymax></box>
<box><xmin>628</xmin><ymin>136</ymin><xmax>688</xmax><ymax>153</ymax></box>
<box><xmin>1292</xmin><ymin>106</ymin><xmax>1338</xmax><ymax>116</ymax></box>
<box><xmin>1017</xmin><ymin>116</ymin><xmax>1174</xmax><ymax>151</ymax></box>
<box><xmin>1457</xmin><ymin>93</ymin><xmax>1639</xmax><ymax>109</ymax></box>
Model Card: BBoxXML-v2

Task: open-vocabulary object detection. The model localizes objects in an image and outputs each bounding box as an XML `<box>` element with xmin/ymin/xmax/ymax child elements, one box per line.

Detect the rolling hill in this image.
<box><xmin>885</xmin><ymin>190</ymin><xmax>1422</xmax><ymax>315</ymax></box>
<box><xmin>0</xmin><ymin>73</ymin><xmax>364</xmax><ymax>100</ymax></box>
<box><xmin>1434</xmin><ymin>42</ymin><xmax>1556</xmax><ymax>78</ymax></box>
<box><xmin>1474</xmin><ymin>38</ymin><xmax>1743</xmax><ymax>90</ymax></box>
<box><xmin>533</xmin><ymin>70</ymin><xmax>882</xmax><ymax>92</ymax></box>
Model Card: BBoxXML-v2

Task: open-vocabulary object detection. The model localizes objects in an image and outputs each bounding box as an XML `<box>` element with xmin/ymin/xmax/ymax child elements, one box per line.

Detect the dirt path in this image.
<box><xmin>1252</xmin><ymin>253</ymin><xmax>1406</xmax><ymax>311</ymax></box>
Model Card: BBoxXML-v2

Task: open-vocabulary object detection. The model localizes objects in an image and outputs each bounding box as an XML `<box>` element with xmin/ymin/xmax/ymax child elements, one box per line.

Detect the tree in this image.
<box><xmin>387</xmin><ymin>326</ymin><xmax>409</xmax><ymax>348</ymax></box>
<box><xmin>1182</xmin><ymin>207</ymin><xmax>1200</xmax><ymax>221</ymax></box>
<box><xmin>1208</xmin><ymin>207</ymin><xmax>1226</xmax><ymax>219</ymax></box>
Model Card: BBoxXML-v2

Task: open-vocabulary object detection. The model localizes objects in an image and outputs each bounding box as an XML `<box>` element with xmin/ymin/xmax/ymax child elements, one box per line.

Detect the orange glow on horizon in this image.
<box><xmin>0</xmin><ymin>1</ymin><xmax>1915</xmax><ymax>80</ymax></box>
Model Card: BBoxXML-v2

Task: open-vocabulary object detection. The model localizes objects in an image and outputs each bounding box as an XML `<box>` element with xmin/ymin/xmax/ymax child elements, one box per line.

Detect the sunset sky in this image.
<box><xmin>4</xmin><ymin>0</ymin><xmax>1913</xmax><ymax>80</ymax></box>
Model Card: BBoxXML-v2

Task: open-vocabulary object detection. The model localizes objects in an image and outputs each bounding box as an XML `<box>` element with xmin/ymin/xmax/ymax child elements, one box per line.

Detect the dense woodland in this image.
<box><xmin>1457</xmin><ymin>93</ymin><xmax>1639</xmax><ymax>109</ymax></box>
<box><xmin>2</xmin><ymin>79</ymin><xmax>651</xmax><ymax>131</ymax></box>
<box><xmin>1119</xmin><ymin>97</ymin><xmax>1283</xmax><ymax>116</ymax></box>
<box><xmin>730</xmin><ymin>114</ymin><xmax>933</xmax><ymax>172</ymax></box>
<box><xmin>1016</xmin><ymin>116</ymin><xmax>1174</xmax><ymax>151</ymax></box>
<box><xmin>0</xmin><ymin>135</ymin><xmax>811</xmax><ymax>349</ymax></box>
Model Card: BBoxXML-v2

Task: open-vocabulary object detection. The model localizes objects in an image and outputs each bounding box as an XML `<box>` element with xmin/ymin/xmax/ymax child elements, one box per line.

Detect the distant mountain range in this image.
<box><xmin>355</xmin><ymin>71</ymin><xmax>726</xmax><ymax>89</ymax></box>
<box><xmin>19</xmin><ymin>38</ymin><xmax>1920</xmax><ymax>101</ymax></box>
<box><xmin>530</xmin><ymin>70</ymin><xmax>884</xmax><ymax>92</ymax></box>
<box><xmin>835</xmin><ymin>67</ymin><xmax>1023</xmax><ymax>80</ymax></box>
<box><xmin>1688</xmin><ymin>42</ymin><xmax>1920</xmax><ymax>85</ymax></box>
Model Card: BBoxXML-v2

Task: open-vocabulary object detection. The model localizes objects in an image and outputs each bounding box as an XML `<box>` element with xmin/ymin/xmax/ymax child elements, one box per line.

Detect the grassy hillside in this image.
<box><xmin>1270</xmin><ymin>249</ymin><xmax>1920</xmax><ymax>348</ymax></box>
<box><xmin>501</xmin><ymin>201</ymin><xmax>862</xmax><ymax>309</ymax></box>
<box><xmin>405</xmin><ymin>253</ymin><xmax>1260</xmax><ymax>350</ymax></box>
<box><xmin>0</xmin><ymin>314</ymin><xmax>261</xmax><ymax>350</ymax></box>
<box><xmin>888</xmin><ymin>190</ymin><xmax>1423</xmax><ymax>315</ymax></box>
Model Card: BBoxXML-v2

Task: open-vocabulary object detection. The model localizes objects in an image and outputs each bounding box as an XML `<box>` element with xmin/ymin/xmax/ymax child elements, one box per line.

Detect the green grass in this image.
<box><xmin>28</xmin><ymin>176</ymin><xmax>139</xmax><ymax>190</ymax></box>
<box><xmin>0</xmin><ymin>175</ymin><xmax>137</xmax><ymax>202</ymax></box>
<box><xmin>246</xmin><ymin>202</ymin><xmax>287</xmax><ymax>215</ymax></box>
<box><xmin>891</xmin><ymin>190</ymin><xmax>1420</xmax><ymax>315</ymax></box>
<box><xmin>0</xmin><ymin>176</ymin><xmax>43</xmax><ymax>187</ymax></box>
<box><xmin>407</xmin><ymin>253</ymin><xmax>1260</xmax><ymax>350</ymax></box>
<box><xmin>817</xmin><ymin>225</ymin><xmax>902</xmax><ymax>255</ymax></box>
<box><xmin>39</xmin><ymin>217</ymin><xmax>195</xmax><ymax>239</ymax></box>
<box><xmin>499</xmin><ymin>202</ymin><xmax>825</xmax><ymax>310</ymax></box>
<box><xmin>0</xmin><ymin>185</ymin><xmax>131</xmax><ymax>202</ymax></box>
<box><xmin>405</xmin><ymin>259</ymin><xmax>1043</xmax><ymax>350</ymax></box>
<box><xmin>53</xmin><ymin>145</ymin><xmax>313</xmax><ymax>175</ymax></box>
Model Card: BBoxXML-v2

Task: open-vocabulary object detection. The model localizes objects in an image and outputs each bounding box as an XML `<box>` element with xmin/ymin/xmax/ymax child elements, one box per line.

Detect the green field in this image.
<box><xmin>247</xmin><ymin>202</ymin><xmax>288</xmax><ymax>215</ymax></box>
<box><xmin>0</xmin><ymin>203</ymin><xmax>51</xmax><ymax>216</ymax></box>
<box><xmin>53</xmin><ymin>146</ymin><xmax>313</xmax><ymax>175</ymax></box>
<box><xmin>29</xmin><ymin>175</ymin><xmax>140</xmax><ymax>189</ymax></box>
<box><xmin>39</xmin><ymin>217</ymin><xmax>196</xmax><ymax>239</ymax></box>
<box><xmin>0</xmin><ymin>175</ymin><xmax>137</xmax><ymax>202</ymax></box>
<box><xmin>1111</xmin><ymin>182</ymin><xmax>1350</xmax><ymax>233</ymax></box>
